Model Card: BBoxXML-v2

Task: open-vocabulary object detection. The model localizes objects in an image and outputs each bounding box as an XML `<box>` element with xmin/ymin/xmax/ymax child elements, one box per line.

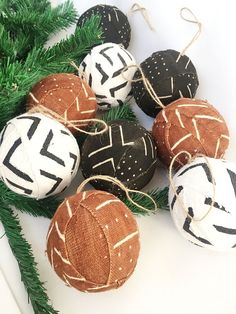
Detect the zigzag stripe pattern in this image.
<box><xmin>0</xmin><ymin>113</ymin><xmax>80</xmax><ymax>198</ymax></box>
<box><xmin>79</xmin><ymin>43</ymin><xmax>136</xmax><ymax>109</ymax></box>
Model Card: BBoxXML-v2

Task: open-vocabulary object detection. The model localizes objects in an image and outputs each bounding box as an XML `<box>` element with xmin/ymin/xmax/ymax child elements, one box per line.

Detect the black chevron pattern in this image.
<box><xmin>0</xmin><ymin>114</ymin><xmax>79</xmax><ymax>198</ymax></box>
<box><xmin>95</xmin><ymin>63</ymin><xmax>109</xmax><ymax>84</ymax></box>
<box><xmin>79</xmin><ymin>43</ymin><xmax>135</xmax><ymax>109</ymax></box>
<box><xmin>6</xmin><ymin>178</ymin><xmax>32</xmax><ymax>195</ymax></box>
<box><xmin>178</xmin><ymin>162</ymin><xmax>213</xmax><ymax>183</ymax></box>
<box><xmin>40</xmin><ymin>170</ymin><xmax>63</xmax><ymax>196</ymax></box>
<box><xmin>183</xmin><ymin>207</ymin><xmax>212</xmax><ymax>245</ymax></box>
<box><xmin>40</xmin><ymin>130</ymin><xmax>65</xmax><ymax>166</ymax></box>
<box><xmin>112</xmin><ymin>53</ymin><xmax>128</xmax><ymax>78</ymax></box>
<box><xmin>110</xmin><ymin>81</ymin><xmax>128</xmax><ymax>97</ymax></box>
<box><xmin>99</xmin><ymin>46</ymin><xmax>114</xmax><ymax>65</ymax></box>
<box><xmin>3</xmin><ymin>138</ymin><xmax>33</xmax><ymax>182</ymax></box>
<box><xmin>69</xmin><ymin>153</ymin><xmax>77</xmax><ymax>173</ymax></box>
<box><xmin>17</xmin><ymin>116</ymin><xmax>40</xmax><ymax>139</ymax></box>
<box><xmin>227</xmin><ymin>169</ymin><xmax>236</xmax><ymax>197</ymax></box>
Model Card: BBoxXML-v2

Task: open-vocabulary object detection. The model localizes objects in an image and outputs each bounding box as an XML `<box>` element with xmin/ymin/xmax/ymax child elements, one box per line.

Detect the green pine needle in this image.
<box><xmin>0</xmin><ymin>0</ymin><xmax>78</xmax><ymax>61</ymax></box>
<box><xmin>122</xmin><ymin>187</ymin><xmax>169</xmax><ymax>215</ymax></box>
<box><xmin>0</xmin><ymin>204</ymin><xmax>58</xmax><ymax>314</ymax></box>
<box><xmin>0</xmin><ymin>15</ymin><xmax>103</xmax><ymax>131</ymax></box>
<box><xmin>101</xmin><ymin>103</ymin><xmax>138</xmax><ymax>124</ymax></box>
<box><xmin>0</xmin><ymin>181</ymin><xmax>60</xmax><ymax>219</ymax></box>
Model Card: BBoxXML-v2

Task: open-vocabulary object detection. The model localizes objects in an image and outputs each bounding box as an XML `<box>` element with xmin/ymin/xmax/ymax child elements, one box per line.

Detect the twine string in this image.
<box><xmin>122</xmin><ymin>64</ymin><xmax>165</xmax><ymax>109</ymax></box>
<box><xmin>128</xmin><ymin>3</ymin><xmax>156</xmax><ymax>31</ymax></box>
<box><xmin>28</xmin><ymin>104</ymin><xmax>108</xmax><ymax>135</ymax></box>
<box><xmin>70</xmin><ymin>61</ymin><xmax>84</xmax><ymax>78</ymax></box>
<box><xmin>76</xmin><ymin>175</ymin><xmax>158</xmax><ymax>213</ymax></box>
<box><xmin>169</xmin><ymin>151</ymin><xmax>216</xmax><ymax>222</ymax></box>
<box><xmin>176</xmin><ymin>7</ymin><xmax>202</xmax><ymax>62</ymax></box>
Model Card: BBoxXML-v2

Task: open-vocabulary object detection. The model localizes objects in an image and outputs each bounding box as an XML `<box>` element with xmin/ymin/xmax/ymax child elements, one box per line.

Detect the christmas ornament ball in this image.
<box><xmin>169</xmin><ymin>157</ymin><xmax>236</xmax><ymax>251</ymax></box>
<box><xmin>79</xmin><ymin>43</ymin><xmax>136</xmax><ymax>109</ymax></box>
<box><xmin>132</xmin><ymin>49</ymin><xmax>199</xmax><ymax>117</ymax></box>
<box><xmin>77</xmin><ymin>4</ymin><xmax>131</xmax><ymax>49</ymax></box>
<box><xmin>46</xmin><ymin>190</ymin><xmax>140</xmax><ymax>292</ymax></box>
<box><xmin>81</xmin><ymin>120</ymin><xmax>157</xmax><ymax>195</ymax></box>
<box><xmin>0</xmin><ymin>113</ymin><xmax>80</xmax><ymax>199</ymax></box>
<box><xmin>152</xmin><ymin>98</ymin><xmax>229</xmax><ymax>167</ymax></box>
<box><xmin>27</xmin><ymin>73</ymin><xmax>97</xmax><ymax>133</ymax></box>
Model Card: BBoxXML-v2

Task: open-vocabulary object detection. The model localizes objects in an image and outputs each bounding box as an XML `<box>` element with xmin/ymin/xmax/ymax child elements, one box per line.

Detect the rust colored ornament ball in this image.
<box><xmin>46</xmin><ymin>190</ymin><xmax>140</xmax><ymax>293</ymax></box>
<box><xmin>27</xmin><ymin>73</ymin><xmax>97</xmax><ymax>132</ymax></box>
<box><xmin>152</xmin><ymin>98</ymin><xmax>230</xmax><ymax>167</ymax></box>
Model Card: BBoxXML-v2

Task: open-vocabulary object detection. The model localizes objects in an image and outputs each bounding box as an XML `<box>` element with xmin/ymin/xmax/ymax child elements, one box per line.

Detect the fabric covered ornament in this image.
<box><xmin>132</xmin><ymin>50</ymin><xmax>199</xmax><ymax>117</ymax></box>
<box><xmin>27</xmin><ymin>73</ymin><xmax>97</xmax><ymax>133</ymax></box>
<box><xmin>0</xmin><ymin>113</ymin><xmax>80</xmax><ymax>199</ymax></box>
<box><xmin>79</xmin><ymin>43</ymin><xmax>136</xmax><ymax>109</ymax></box>
<box><xmin>169</xmin><ymin>156</ymin><xmax>236</xmax><ymax>251</ymax></box>
<box><xmin>152</xmin><ymin>98</ymin><xmax>229</xmax><ymax>167</ymax></box>
<box><xmin>77</xmin><ymin>4</ymin><xmax>131</xmax><ymax>49</ymax></box>
<box><xmin>46</xmin><ymin>190</ymin><xmax>140</xmax><ymax>292</ymax></box>
<box><xmin>81</xmin><ymin>120</ymin><xmax>157</xmax><ymax>195</ymax></box>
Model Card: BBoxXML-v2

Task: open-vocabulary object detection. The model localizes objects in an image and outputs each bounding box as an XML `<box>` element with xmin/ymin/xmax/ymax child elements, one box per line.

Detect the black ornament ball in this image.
<box><xmin>81</xmin><ymin>120</ymin><xmax>157</xmax><ymax>195</ymax></box>
<box><xmin>132</xmin><ymin>49</ymin><xmax>199</xmax><ymax>117</ymax></box>
<box><xmin>77</xmin><ymin>4</ymin><xmax>131</xmax><ymax>49</ymax></box>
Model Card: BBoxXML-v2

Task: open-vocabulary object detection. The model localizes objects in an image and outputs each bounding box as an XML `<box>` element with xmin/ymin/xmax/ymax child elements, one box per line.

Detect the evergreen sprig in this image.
<box><xmin>122</xmin><ymin>187</ymin><xmax>169</xmax><ymax>215</ymax></box>
<box><xmin>0</xmin><ymin>204</ymin><xmax>58</xmax><ymax>314</ymax></box>
<box><xmin>0</xmin><ymin>0</ymin><xmax>77</xmax><ymax>61</ymax></box>
<box><xmin>101</xmin><ymin>102</ymin><xmax>138</xmax><ymax>123</ymax></box>
<box><xmin>0</xmin><ymin>181</ymin><xmax>60</xmax><ymax>219</ymax></box>
<box><xmin>0</xmin><ymin>15</ymin><xmax>103</xmax><ymax>131</ymax></box>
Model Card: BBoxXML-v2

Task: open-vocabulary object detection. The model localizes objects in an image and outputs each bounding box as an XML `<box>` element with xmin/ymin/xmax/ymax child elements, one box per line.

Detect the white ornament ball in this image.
<box><xmin>0</xmin><ymin>113</ymin><xmax>80</xmax><ymax>199</ymax></box>
<box><xmin>79</xmin><ymin>42</ymin><xmax>136</xmax><ymax>109</ymax></box>
<box><xmin>169</xmin><ymin>157</ymin><xmax>236</xmax><ymax>251</ymax></box>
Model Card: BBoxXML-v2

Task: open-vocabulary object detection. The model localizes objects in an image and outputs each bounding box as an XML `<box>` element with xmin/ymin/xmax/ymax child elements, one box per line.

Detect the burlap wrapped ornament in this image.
<box><xmin>81</xmin><ymin>120</ymin><xmax>157</xmax><ymax>195</ymax></box>
<box><xmin>79</xmin><ymin>43</ymin><xmax>136</xmax><ymax>109</ymax></box>
<box><xmin>77</xmin><ymin>4</ymin><xmax>131</xmax><ymax>49</ymax></box>
<box><xmin>169</xmin><ymin>156</ymin><xmax>236</xmax><ymax>251</ymax></box>
<box><xmin>152</xmin><ymin>98</ymin><xmax>230</xmax><ymax>167</ymax></box>
<box><xmin>27</xmin><ymin>73</ymin><xmax>97</xmax><ymax>133</ymax></box>
<box><xmin>46</xmin><ymin>190</ymin><xmax>140</xmax><ymax>292</ymax></box>
<box><xmin>0</xmin><ymin>113</ymin><xmax>80</xmax><ymax>199</ymax></box>
<box><xmin>132</xmin><ymin>50</ymin><xmax>199</xmax><ymax>117</ymax></box>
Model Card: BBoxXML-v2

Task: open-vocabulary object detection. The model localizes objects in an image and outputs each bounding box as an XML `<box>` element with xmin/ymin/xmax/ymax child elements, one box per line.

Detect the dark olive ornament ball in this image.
<box><xmin>77</xmin><ymin>4</ymin><xmax>131</xmax><ymax>49</ymax></box>
<box><xmin>81</xmin><ymin>120</ymin><xmax>157</xmax><ymax>196</ymax></box>
<box><xmin>132</xmin><ymin>49</ymin><xmax>199</xmax><ymax>117</ymax></box>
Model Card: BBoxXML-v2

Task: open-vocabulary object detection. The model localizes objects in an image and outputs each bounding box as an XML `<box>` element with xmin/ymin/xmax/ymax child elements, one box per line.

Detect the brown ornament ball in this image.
<box><xmin>46</xmin><ymin>190</ymin><xmax>140</xmax><ymax>293</ymax></box>
<box><xmin>152</xmin><ymin>98</ymin><xmax>230</xmax><ymax>167</ymax></box>
<box><xmin>27</xmin><ymin>73</ymin><xmax>97</xmax><ymax>133</ymax></box>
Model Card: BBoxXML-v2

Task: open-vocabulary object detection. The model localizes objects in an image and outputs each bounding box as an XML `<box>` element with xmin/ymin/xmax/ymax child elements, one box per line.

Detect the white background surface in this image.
<box><xmin>1</xmin><ymin>0</ymin><xmax>236</xmax><ymax>313</ymax></box>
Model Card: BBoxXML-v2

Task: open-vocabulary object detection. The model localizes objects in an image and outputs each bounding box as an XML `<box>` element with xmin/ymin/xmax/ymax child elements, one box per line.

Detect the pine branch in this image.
<box><xmin>0</xmin><ymin>181</ymin><xmax>60</xmax><ymax>219</ymax></box>
<box><xmin>0</xmin><ymin>0</ymin><xmax>77</xmax><ymax>60</ymax></box>
<box><xmin>0</xmin><ymin>204</ymin><xmax>58</xmax><ymax>314</ymax></box>
<box><xmin>0</xmin><ymin>15</ymin><xmax>103</xmax><ymax>131</ymax></box>
<box><xmin>101</xmin><ymin>102</ymin><xmax>138</xmax><ymax>123</ymax></box>
<box><xmin>122</xmin><ymin>187</ymin><xmax>169</xmax><ymax>215</ymax></box>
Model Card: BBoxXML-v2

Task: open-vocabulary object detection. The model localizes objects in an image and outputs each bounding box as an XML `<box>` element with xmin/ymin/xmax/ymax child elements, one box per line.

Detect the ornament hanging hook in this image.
<box><xmin>169</xmin><ymin>151</ymin><xmax>216</xmax><ymax>222</ymax></box>
<box><xmin>176</xmin><ymin>7</ymin><xmax>202</xmax><ymax>62</ymax></box>
<box><xmin>77</xmin><ymin>175</ymin><xmax>158</xmax><ymax>213</ymax></box>
<box><xmin>128</xmin><ymin>3</ymin><xmax>156</xmax><ymax>31</ymax></box>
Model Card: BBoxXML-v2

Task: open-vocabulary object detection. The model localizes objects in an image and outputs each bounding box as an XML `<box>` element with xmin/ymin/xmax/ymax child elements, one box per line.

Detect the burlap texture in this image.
<box><xmin>27</xmin><ymin>73</ymin><xmax>97</xmax><ymax>132</ymax></box>
<box><xmin>152</xmin><ymin>98</ymin><xmax>229</xmax><ymax>168</ymax></box>
<box><xmin>46</xmin><ymin>190</ymin><xmax>140</xmax><ymax>292</ymax></box>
